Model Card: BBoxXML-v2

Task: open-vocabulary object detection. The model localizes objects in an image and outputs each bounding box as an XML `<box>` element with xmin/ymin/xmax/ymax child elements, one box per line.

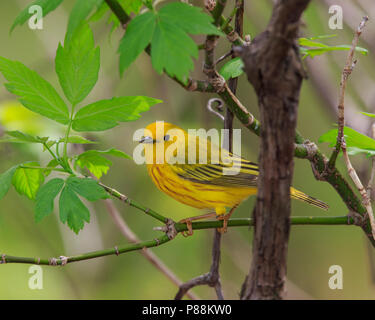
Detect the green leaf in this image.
<box><xmin>76</xmin><ymin>152</ymin><xmax>112</xmax><ymax>178</ymax></box>
<box><xmin>76</xmin><ymin>148</ymin><xmax>130</xmax><ymax>178</ymax></box>
<box><xmin>86</xmin><ymin>148</ymin><xmax>131</xmax><ymax>159</ymax></box>
<box><xmin>65</xmin><ymin>176</ymin><xmax>108</xmax><ymax>201</ymax></box>
<box><xmin>56</xmin><ymin>23</ymin><xmax>100</xmax><ymax>105</ymax></box>
<box><xmin>88</xmin><ymin>1</ymin><xmax>108</xmax><ymax>22</ymax></box>
<box><xmin>299</xmin><ymin>37</ymin><xmax>331</xmax><ymax>48</ymax></box>
<box><xmin>57</xmin><ymin>176</ymin><xmax>107</xmax><ymax>233</ymax></box>
<box><xmin>143</xmin><ymin>0</ymin><xmax>153</xmax><ymax>10</ymax></box>
<box><xmin>319</xmin><ymin>126</ymin><xmax>375</xmax><ymax>157</ymax></box>
<box><xmin>301</xmin><ymin>35</ymin><xmax>338</xmax><ymax>41</ymax></box>
<box><xmin>44</xmin><ymin>159</ymin><xmax>60</xmax><ymax>176</ymax></box>
<box><xmin>12</xmin><ymin>162</ymin><xmax>45</xmax><ymax>200</ymax></box>
<box><xmin>61</xmin><ymin>135</ymin><xmax>96</xmax><ymax>144</ymax></box>
<box><xmin>301</xmin><ymin>46</ymin><xmax>368</xmax><ymax>59</ymax></box>
<box><xmin>0</xmin><ymin>56</ymin><xmax>69</xmax><ymax>124</ymax></box>
<box><xmin>59</xmin><ymin>184</ymin><xmax>90</xmax><ymax>234</ymax></box>
<box><xmin>0</xmin><ymin>166</ymin><xmax>18</xmax><ymax>200</ymax></box>
<box><xmin>42</xmin><ymin>140</ymin><xmax>56</xmax><ymax>152</ymax></box>
<box><xmin>347</xmin><ymin>147</ymin><xmax>375</xmax><ymax>157</ymax></box>
<box><xmin>149</xmin><ymin>2</ymin><xmax>222</xmax><ymax>83</ymax></box>
<box><xmin>4</xmin><ymin>130</ymin><xmax>40</xmax><ymax>143</ymax></box>
<box><xmin>3</xmin><ymin>131</ymin><xmax>50</xmax><ymax>146</ymax></box>
<box><xmin>361</xmin><ymin>112</ymin><xmax>375</xmax><ymax>119</ymax></box>
<box><xmin>35</xmin><ymin>178</ymin><xmax>64</xmax><ymax>222</ymax></box>
<box><xmin>0</xmin><ymin>138</ymin><xmax>29</xmax><ymax>144</ymax></box>
<box><xmin>98</xmin><ymin>0</ymin><xmax>143</xmax><ymax>36</ymax></box>
<box><xmin>72</xmin><ymin>96</ymin><xmax>161</xmax><ymax>131</ymax></box>
<box><xmin>10</xmin><ymin>0</ymin><xmax>64</xmax><ymax>33</ymax></box>
<box><xmin>299</xmin><ymin>36</ymin><xmax>368</xmax><ymax>59</ymax></box>
<box><xmin>118</xmin><ymin>11</ymin><xmax>156</xmax><ymax>75</ymax></box>
<box><xmin>158</xmin><ymin>2</ymin><xmax>222</xmax><ymax>36</ymax></box>
<box><xmin>122</xmin><ymin>0</ymin><xmax>142</xmax><ymax>15</ymax></box>
<box><xmin>65</xmin><ymin>0</ymin><xmax>102</xmax><ymax>43</ymax></box>
<box><xmin>107</xmin><ymin>11</ymin><xmax>121</xmax><ymax>36</ymax></box>
<box><xmin>118</xmin><ymin>2</ymin><xmax>222</xmax><ymax>82</ymax></box>
<box><xmin>219</xmin><ymin>57</ymin><xmax>244</xmax><ymax>80</ymax></box>
<box><xmin>151</xmin><ymin>18</ymin><xmax>197</xmax><ymax>83</ymax></box>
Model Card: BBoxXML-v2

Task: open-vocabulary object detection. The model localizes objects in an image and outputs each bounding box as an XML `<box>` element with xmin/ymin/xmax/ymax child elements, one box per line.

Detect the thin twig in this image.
<box><xmin>330</xmin><ymin>17</ymin><xmax>375</xmax><ymax>239</ymax></box>
<box><xmin>367</xmin><ymin>123</ymin><xmax>375</xmax><ymax>200</ymax></box>
<box><xmin>104</xmin><ymin>199</ymin><xmax>199</xmax><ymax>300</ymax></box>
<box><xmin>203</xmin><ymin>0</ymin><xmax>227</xmax><ymax>79</ymax></box>
<box><xmin>175</xmin><ymin>230</ymin><xmax>223</xmax><ymax>300</ymax></box>
<box><xmin>215</xmin><ymin>50</ymin><xmax>233</xmax><ymax>65</ymax></box>
<box><xmin>225</xmin><ymin>0</ymin><xmax>244</xmax><ymax>152</ymax></box>
<box><xmin>341</xmin><ymin>140</ymin><xmax>375</xmax><ymax>239</ymax></box>
<box><xmin>99</xmin><ymin>182</ymin><xmax>168</xmax><ymax>223</ymax></box>
<box><xmin>328</xmin><ymin>16</ymin><xmax>369</xmax><ymax>168</ymax></box>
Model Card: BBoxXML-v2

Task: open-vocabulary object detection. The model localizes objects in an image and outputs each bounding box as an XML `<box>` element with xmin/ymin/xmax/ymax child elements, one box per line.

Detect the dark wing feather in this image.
<box><xmin>171</xmin><ymin>158</ymin><xmax>259</xmax><ymax>188</ymax></box>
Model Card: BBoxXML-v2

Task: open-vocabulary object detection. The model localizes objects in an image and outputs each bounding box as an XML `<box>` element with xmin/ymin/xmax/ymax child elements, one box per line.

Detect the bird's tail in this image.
<box><xmin>290</xmin><ymin>187</ymin><xmax>329</xmax><ymax>211</ymax></box>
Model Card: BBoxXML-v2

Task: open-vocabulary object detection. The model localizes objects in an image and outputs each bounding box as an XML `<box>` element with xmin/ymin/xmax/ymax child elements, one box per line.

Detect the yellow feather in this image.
<box><xmin>142</xmin><ymin>122</ymin><xmax>328</xmax><ymax>217</ymax></box>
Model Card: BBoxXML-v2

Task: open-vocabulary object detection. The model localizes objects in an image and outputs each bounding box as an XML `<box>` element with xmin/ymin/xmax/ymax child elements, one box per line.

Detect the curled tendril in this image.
<box><xmin>207</xmin><ymin>98</ymin><xmax>225</xmax><ymax>122</ymax></box>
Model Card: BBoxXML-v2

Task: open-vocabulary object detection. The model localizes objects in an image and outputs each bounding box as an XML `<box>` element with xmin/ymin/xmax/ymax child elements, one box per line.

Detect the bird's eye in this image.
<box><xmin>164</xmin><ymin>135</ymin><xmax>170</xmax><ymax>141</ymax></box>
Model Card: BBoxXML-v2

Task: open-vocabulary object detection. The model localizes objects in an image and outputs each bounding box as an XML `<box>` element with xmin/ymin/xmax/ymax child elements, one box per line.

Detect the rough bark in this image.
<box><xmin>239</xmin><ymin>0</ymin><xmax>310</xmax><ymax>300</ymax></box>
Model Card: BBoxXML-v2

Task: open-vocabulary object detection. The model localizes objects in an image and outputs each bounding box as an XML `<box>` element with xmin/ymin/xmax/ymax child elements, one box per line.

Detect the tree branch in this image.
<box><xmin>0</xmin><ymin>215</ymin><xmax>358</xmax><ymax>266</ymax></box>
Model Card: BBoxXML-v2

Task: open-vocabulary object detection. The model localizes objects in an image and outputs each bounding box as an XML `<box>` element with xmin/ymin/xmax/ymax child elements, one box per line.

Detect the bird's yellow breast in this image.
<box><xmin>147</xmin><ymin>164</ymin><xmax>256</xmax><ymax>215</ymax></box>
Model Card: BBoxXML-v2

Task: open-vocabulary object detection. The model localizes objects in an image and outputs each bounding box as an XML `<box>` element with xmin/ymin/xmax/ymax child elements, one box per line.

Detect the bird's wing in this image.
<box><xmin>166</xmin><ymin>131</ymin><xmax>259</xmax><ymax>187</ymax></box>
<box><xmin>170</xmin><ymin>157</ymin><xmax>259</xmax><ymax>188</ymax></box>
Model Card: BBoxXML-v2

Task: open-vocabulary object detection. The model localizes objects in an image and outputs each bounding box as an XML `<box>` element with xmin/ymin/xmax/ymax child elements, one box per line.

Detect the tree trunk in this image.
<box><xmin>239</xmin><ymin>0</ymin><xmax>310</xmax><ymax>300</ymax></box>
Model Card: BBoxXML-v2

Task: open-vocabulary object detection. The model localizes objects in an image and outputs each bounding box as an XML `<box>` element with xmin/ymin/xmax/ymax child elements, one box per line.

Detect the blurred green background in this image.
<box><xmin>1</xmin><ymin>0</ymin><xmax>375</xmax><ymax>299</ymax></box>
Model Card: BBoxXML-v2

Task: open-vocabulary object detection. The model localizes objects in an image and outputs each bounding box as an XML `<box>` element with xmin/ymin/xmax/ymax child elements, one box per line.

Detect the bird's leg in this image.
<box><xmin>216</xmin><ymin>205</ymin><xmax>239</xmax><ymax>234</ymax></box>
<box><xmin>179</xmin><ymin>212</ymin><xmax>217</xmax><ymax>237</ymax></box>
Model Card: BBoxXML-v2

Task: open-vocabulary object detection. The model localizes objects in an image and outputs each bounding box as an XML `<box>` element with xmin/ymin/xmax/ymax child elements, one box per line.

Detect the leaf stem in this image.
<box><xmin>63</xmin><ymin>122</ymin><xmax>72</xmax><ymax>161</ymax></box>
<box><xmin>55</xmin><ymin>141</ymin><xmax>61</xmax><ymax>159</ymax></box>
<box><xmin>221</xmin><ymin>6</ymin><xmax>238</xmax><ymax>31</ymax></box>
<box><xmin>63</xmin><ymin>105</ymin><xmax>76</xmax><ymax>172</ymax></box>
<box><xmin>42</xmin><ymin>141</ymin><xmax>62</xmax><ymax>166</ymax></box>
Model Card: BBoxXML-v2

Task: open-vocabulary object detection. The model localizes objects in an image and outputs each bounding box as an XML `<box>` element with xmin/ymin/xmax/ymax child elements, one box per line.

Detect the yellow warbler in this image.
<box><xmin>140</xmin><ymin>122</ymin><xmax>328</xmax><ymax>235</ymax></box>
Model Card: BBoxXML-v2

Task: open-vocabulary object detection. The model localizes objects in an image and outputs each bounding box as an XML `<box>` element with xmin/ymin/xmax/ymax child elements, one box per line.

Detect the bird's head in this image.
<box><xmin>139</xmin><ymin>121</ymin><xmax>188</xmax><ymax>164</ymax></box>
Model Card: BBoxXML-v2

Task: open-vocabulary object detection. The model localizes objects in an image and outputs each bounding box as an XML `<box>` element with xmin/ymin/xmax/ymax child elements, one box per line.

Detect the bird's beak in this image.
<box><xmin>139</xmin><ymin>136</ymin><xmax>154</xmax><ymax>144</ymax></box>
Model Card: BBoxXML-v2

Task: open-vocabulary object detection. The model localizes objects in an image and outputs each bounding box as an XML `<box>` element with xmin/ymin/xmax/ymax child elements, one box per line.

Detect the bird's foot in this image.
<box><xmin>178</xmin><ymin>212</ymin><xmax>217</xmax><ymax>237</ymax></box>
<box><xmin>216</xmin><ymin>214</ymin><xmax>228</xmax><ymax>234</ymax></box>
<box><xmin>179</xmin><ymin>218</ymin><xmax>194</xmax><ymax>237</ymax></box>
<box><xmin>216</xmin><ymin>205</ymin><xmax>239</xmax><ymax>234</ymax></box>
